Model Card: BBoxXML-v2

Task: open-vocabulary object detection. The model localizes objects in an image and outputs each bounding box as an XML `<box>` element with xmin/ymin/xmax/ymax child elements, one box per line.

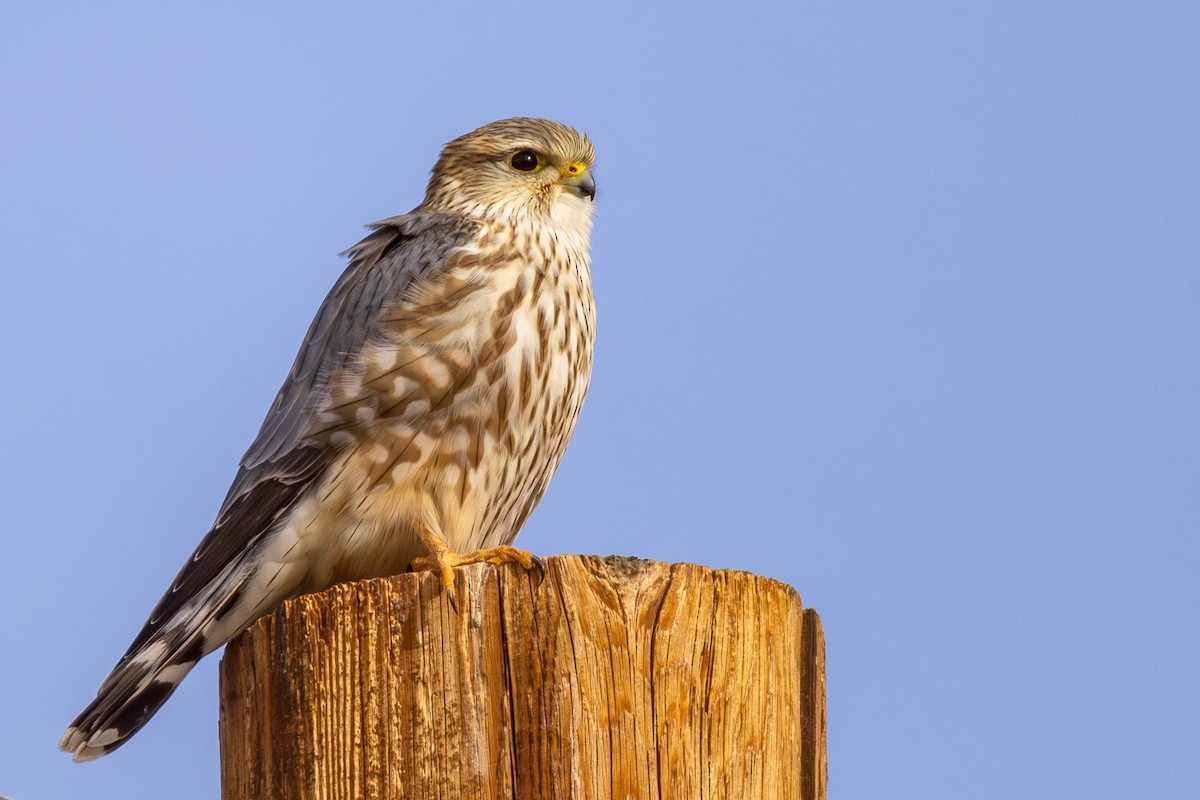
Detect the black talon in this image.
<box><xmin>446</xmin><ymin>586</ymin><xmax>459</xmax><ymax>614</ymax></box>
<box><xmin>531</xmin><ymin>554</ymin><xmax>547</xmax><ymax>587</ymax></box>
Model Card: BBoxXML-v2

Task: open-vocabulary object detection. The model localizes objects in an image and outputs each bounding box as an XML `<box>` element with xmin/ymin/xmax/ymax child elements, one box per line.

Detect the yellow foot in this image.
<box><xmin>410</xmin><ymin>545</ymin><xmax>546</xmax><ymax>612</ymax></box>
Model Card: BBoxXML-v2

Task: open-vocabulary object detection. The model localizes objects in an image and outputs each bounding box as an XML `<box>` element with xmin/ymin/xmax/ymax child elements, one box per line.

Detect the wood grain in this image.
<box><xmin>219</xmin><ymin>555</ymin><xmax>826</xmax><ymax>799</ymax></box>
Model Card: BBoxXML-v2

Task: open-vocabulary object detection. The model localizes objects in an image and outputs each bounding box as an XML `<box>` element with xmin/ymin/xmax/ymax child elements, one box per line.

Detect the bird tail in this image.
<box><xmin>59</xmin><ymin>627</ymin><xmax>204</xmax><ymax>762</ymax></box>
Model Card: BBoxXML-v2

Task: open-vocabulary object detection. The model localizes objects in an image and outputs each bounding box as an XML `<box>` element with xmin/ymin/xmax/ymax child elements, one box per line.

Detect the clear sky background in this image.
<box><xmin>2</xmin><ymin>2</ymin><xmax>1197</xmax><ymax>798</ymax></box>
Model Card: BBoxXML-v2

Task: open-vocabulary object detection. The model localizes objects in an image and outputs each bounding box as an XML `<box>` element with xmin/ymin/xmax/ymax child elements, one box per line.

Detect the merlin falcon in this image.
<box><xmin>61</xmin><ymin>118</ymin><xmax>597</xmax><ymax>761</ymax></box>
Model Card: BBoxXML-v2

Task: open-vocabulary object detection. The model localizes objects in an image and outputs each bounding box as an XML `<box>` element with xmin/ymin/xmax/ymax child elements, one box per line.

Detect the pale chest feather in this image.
<box><xmin>310</xmin><ymin>221</ymin><xmax>594</xmax><ymax>549</ymax></box>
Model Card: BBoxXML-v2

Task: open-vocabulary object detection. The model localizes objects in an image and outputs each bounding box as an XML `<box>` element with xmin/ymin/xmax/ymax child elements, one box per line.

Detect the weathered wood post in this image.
<box><xmin>219</xmin><ymin>555</ymin><xmax>826</xmax><ymax>799</ymax></box>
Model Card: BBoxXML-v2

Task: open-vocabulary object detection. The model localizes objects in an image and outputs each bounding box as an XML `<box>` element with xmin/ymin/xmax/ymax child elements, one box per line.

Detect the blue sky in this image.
<box><xmin>2</xmin><ymin>2</ymin><xmax>1197</xmax><ymax>797</ymax></box>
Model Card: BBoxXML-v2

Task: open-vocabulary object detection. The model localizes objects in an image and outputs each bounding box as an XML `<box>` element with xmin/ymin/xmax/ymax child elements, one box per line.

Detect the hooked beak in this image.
<box><xmin>562</xmin><ymin>167</ymin><xmax>596</xmax><ymax>201</ymax></box>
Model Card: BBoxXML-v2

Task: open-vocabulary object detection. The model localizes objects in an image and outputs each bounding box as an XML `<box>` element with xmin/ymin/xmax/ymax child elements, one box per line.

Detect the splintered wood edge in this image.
<box><xmin>227</xmin><ymin>555</ymin><xmax>808</xmax><ymax>645</ymax></box>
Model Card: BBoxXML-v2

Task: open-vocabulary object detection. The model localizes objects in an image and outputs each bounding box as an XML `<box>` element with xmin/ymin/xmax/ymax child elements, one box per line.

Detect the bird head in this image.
<box><xmin>420</xmin><ymin>118</ymin><xmax>596</xmax><ymax>229</ymax></box>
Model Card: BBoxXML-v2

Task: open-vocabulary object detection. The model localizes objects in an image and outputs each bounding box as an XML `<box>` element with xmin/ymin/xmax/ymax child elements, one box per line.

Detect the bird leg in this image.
<box><xmin>411</xmin><ymin>525</ymin><xmax>545</xmax><ymax>612</ymax></box>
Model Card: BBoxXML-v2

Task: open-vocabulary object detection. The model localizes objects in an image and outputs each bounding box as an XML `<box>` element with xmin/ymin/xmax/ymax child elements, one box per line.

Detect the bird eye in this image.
<box><xmin>510</xmin><ymin>150</ymin><xmax>541</xmax><ymax>172</ymax></box>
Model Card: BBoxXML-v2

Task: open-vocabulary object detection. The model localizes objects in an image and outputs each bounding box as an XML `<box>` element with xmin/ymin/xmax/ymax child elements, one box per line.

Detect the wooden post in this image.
<box><xmin>219</xmin><ymin>555</ymin><xmax>826</xmax><ymax>800</ymax></box>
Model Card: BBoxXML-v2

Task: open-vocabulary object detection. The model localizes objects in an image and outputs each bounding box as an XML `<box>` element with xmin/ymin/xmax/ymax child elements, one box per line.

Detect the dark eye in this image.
<box><xmin>510</xmin><ymin>150</ymin><xmax>540</xmax><ymax>172</ymax></box>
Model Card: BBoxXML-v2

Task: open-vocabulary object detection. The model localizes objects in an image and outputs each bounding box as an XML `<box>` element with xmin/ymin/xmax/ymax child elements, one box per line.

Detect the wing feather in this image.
<box><xmin>240</xmin><ymin>213</ymin><xmax>475</xmax><ymax>471</ymax></box>
<box><xmin>127</xmin><ymin>212</ymin><xmax>479</xmax><ymax>652</ymax></box>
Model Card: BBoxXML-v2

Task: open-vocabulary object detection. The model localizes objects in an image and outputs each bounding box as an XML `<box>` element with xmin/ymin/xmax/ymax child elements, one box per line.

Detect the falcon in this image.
<box><xmin>61</xmin><ymin>117</ymin><xmax>597</xmax><ymax>761</ymax></box>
